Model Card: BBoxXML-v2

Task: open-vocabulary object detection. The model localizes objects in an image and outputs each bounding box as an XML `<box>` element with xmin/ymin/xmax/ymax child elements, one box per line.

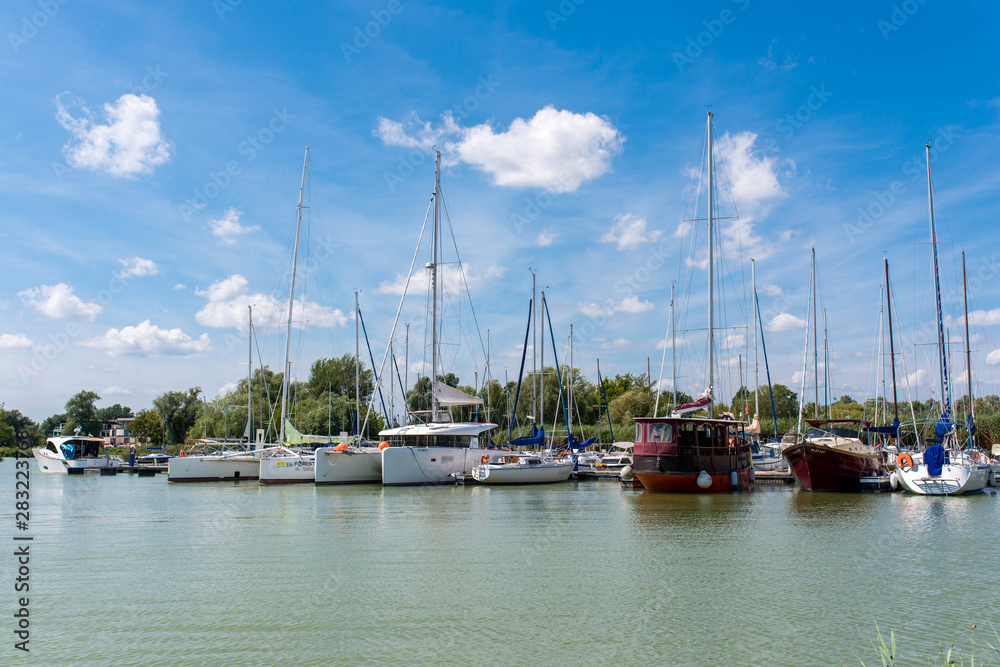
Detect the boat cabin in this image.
<box><xmin>633</xmin><ymin>417</ymin><xmax>744</xmax><ymax>458</ymax></box>
<box><xmin>804</xmin><ymin>419</ymin><xmax>870</xmax><ymax>440</ymax></box>
<box><xmin>46</xmin><ymin>437</ymin><xmax>106</xmax><ymax>460</ymax></box>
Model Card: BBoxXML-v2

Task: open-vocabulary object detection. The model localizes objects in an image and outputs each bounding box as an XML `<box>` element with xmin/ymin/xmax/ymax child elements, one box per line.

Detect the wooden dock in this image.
<box><xmin>753</xmin><ymin>470</ymin><xmax>795</xmax><ymax>484</ymax></box>
<box><xmin>67</xmin><ymin>466</ymin><xmax>168</xmax><ymax>476</ymax></box>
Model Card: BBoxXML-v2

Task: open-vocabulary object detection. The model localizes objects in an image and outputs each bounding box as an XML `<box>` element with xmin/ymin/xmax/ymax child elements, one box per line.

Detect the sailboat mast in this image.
<box><xmin>706</xmin><ymin>110</ymin><xmax>715</xmax><ymax>419</ymax></box>
<box><xmin>671</xmin><ymin>281</ymin><xmax>677</xmax><ymax>409</ymax></box>
<box><xmin>823</xmin><ymin>309</ymin><xmax>829</xmax><ymax>419</ymax></box>
<box><xmin>751</xmin><ymin>260</ymin><xmax>759</xmax><ymax>419</ymax></box>
<box><xmin>431</xmin><ymin>151</ymin><xmax>441</xmax><ymax>422</ymax></box>
<box><xmin>279</xmin><ymin>146</ymin><xmax>309</xmax><ymax>444</ymax></box>
<box><xmin>531</xmin><ymin>270</ymin><xmax>537</xmax><ymax>422</ymax></box>
<box><xmin>568</xmin><ymin>324</ymin><xmax>574</xmax><ymax>439</ymax></box>
<box><xmin>540</xmin><ymin>290</ymin><xmax>546</xmax><ymax>432</ymax></box>
<box><xmin>885</xmin><ymin>259</ymin><xmax>899</xmax><ymax>422</ymax></box>
<box><xmin>962</xmin><ymin>252</ymin><xmax>974</xmax><ymax>424</ymax></box>
<box><xmin>355</xmin><ymin>290</ymin><xmax>360</xmax><ymax>437</ymax></box>
<box><xmin>926</xmin><ymin>141</ymin><xmax>951</xmax><ymax>416</ymax></box>
<box><xmin>247</xmin><ymin>305</ymin><xmax>253</xmax><ymax>443</ymax></box>
<box><xmin>812</xmin><ymin>247</ymin><xmax>818</xmax><ymax>418</ymax></box>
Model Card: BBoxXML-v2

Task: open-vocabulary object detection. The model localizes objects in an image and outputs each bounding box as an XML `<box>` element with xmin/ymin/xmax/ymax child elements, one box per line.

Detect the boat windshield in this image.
<box><xmin>384</xmin><ymin>434</ymin><xmax>481</xmax><ymax>448</ymax></box>
<box><xmin>807</xmin><ymin>426</ymin><xmax>861</xmax><ymax>439</ymax></box>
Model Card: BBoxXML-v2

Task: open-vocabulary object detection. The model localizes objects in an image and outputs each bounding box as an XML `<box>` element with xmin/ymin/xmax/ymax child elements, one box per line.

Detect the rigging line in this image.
<box><xmin>439</xmin><ymin>186</ymin><xmax>489</xmax><ymax>366</ymax></box>
<box><xmin>358</xmin><ymin>196</ymin><xmax>434</xmax><ymax>439</ymax></box>
<box><xmin>889</xmin><ymin>269</ymin><xmax>921</xmax><ymax>442</ymax></box>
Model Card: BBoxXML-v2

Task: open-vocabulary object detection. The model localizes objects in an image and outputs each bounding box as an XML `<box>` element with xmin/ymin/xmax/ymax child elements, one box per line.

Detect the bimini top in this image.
<box><xmin>804</xmin><ymin>419</ymin><xmax>872</xmax><ymax>428</ymax></box>
<box><xmin>379</xmin><ymin>422</ymin><xmax>498</xmax><ymax>437</ymax></box>
<box><xmin>633</xmin><ymin>416</ymin><xmax>745</xmax><ymax>427</ymax></box>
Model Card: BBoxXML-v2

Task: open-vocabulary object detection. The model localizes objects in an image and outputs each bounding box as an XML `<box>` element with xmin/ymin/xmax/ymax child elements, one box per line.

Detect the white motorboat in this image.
<box><xmin>314</xmin><ymin>443</ymin><xmax>383</xmax><ymax>484</ymax></box>
<box><xmin>472</xmin><ymin>454</ymin><xmax>574</xmax><ymax>484</ymax></box>
<box><xmin>380</xmin><ymin>421</ymin><xmax>504</xmax><ymax>486</ymax></box>
<box><xmin>32</xmin><ymin>436</ymin><xmax>124</xmax><ymax>473</ymax></box>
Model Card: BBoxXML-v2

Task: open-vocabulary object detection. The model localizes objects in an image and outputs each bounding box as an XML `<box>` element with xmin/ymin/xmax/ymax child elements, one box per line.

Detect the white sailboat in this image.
<box><xmin>895</xmin><ymin>142</ymin><xmax>989</xmax><ymax>495</ymax></box>
<box><xmin>379</xmin><ymin>151</ymin><xmax>505</xmax><ymax>485</ymax></box>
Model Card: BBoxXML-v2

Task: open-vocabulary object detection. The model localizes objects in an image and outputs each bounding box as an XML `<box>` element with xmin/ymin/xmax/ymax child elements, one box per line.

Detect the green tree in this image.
<box><xmin>63</xmin><ymin>390</ymin><xmax>102</xmax><ymax>436</ymax></box>
<box><xmin>153</xmin><ymin>388</ymin><xmax>203</xmax><ymax>446</ymax></box>
<box><xmin>307</xmin><ymin>354</ymin><xmax>374</xmax><ymax>401</ymax></box>
<box><xmin>129</xmin><ymin>409</ymin><xmax>163</xmax><ymax>446</ymax></box>
<box><xmin>96</xmin><ymin>403</ymin><xmax>133</xmax><ymax>422</ymax></box>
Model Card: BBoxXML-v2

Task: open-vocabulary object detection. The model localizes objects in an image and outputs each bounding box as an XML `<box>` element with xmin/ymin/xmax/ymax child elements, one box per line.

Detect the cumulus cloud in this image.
<box><xmin>82</xmin><ymin>320</ymin><xmax>212</xmax><ymax>357</ymax></box>
<box><xmin>946</xmin><ymin>309</ymin><xmax>1000</xmax><ymax>329</ymax></box>
<box><xmin>375</xmin><ymin>106</ymin><xmax>624</xmax><ymax>193</ymax></box>
<box><xmin>986</xmin><ymin>349</ymin><xmax>1000</xmax><ymax>366</ymax></box>
<box><xmin>906</xmin><ymin>369</ymin><xmax>929</xmax><ymax>386</ymax></box>
<box><xmin>600</xmin><ymin>214</ymin><xmax>663</xmax><ymax>251</ymax></box>
<box><xmin>118</xmin><ymin>257</ymin><xmax>158</xmax><ymax>279</ymax></box>
<box><xmin>537</xmin><ymin>230</ymin><xmax>558</xmax><ymax>247</ymax></box>
<box><xmin>374</xmin><ymin>264</ymin><xmax>506</xmax><ymax>297</ymax></box>
<box><xmin>195</xmin><ymin>274</ymin><xmax>348</xmax><ymax>331</ymax></box>
<box><xmin>761</xmin><ymin>283</ymin><xmax>784</xmax><ymax>297</ymax></box>
<box><xmin>18</xmin><ymin>283</ymin><xmax>102</xmax><ymax>321</ymax></box>
<box><xmin>0</xmin><ymin>333</ymin><xmax>33</xmax><ymax>350</ymax></box>
<box><xmin>766</xmin><ymin>312</ymin><xmax>806</xmax><ymax>332</ymax></box>
<box><xmin>101</xmin><ymin>386</ymin><xmax>133</xmax><ymax>395</ymax></box>
<box><xmin>56</xmin><ymin>92</ymin><xmax>171</xmax><ymax>177</ymax></box>
<box><xmin>578</xmin><ymin>294</ymin><xmax>654</xmax><ymax>318</ymax></box>
<box><xmin>208</xmin><ymin>208</ymin><xmax>261</xmax><ymax>245</ymax></box>
<box><xmin>715</xmin><ymin>131</ymin><xmax>786</xmax><ymax>213</ymax></box>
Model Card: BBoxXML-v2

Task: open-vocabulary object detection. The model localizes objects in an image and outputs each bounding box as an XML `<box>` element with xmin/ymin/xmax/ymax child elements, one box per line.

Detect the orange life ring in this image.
<box><xmin>898</xmin><ymin>452</ymin><xmax>914</xmax><ymax>471</ymax></box>
<box><xmin>480</xmin><ymin>454</ymin><xmax>489</xmax><ymax>465</ymax></box>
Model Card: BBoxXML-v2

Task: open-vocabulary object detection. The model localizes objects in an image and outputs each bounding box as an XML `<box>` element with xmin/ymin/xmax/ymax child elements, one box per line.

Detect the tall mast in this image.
<box><xmin>568</xmin><ymin>324</ymin><xmax>574</xmax><ymax>439</ymax></box>
<box><xmin>247</xmin><ymin>305</ymin><xmax>253</xmax><ymax>443</ymax></box>
<box><xmin>279</xmin><ymin>146</ymin><xmax>309</xmax><ymax>444</ymax></box>
<box><xmin>823</xmin><ymin>308</ymin><xmax>829</xmax><ymax>419</ymax></box>
<box><xmin>404</xmin><ymin>323</ymin><xmax>409</xmax><ymax>420</ymax></box>
<box><xmin>812</xmin><ymin>247</ymin><xmax>818</xmax><ymax>418</ymax></box>
<box><xmin>706</xmin><ymin>110</ymin><xmax>715</xmax><ymax>418</ymax></box>
<box><xmin>927</xmin><ymin>141</ymin><xmax>951</xmax><ymax>417</ymax></box>
<box><xmin>962</xmin><ymin>252</ymin><xmax>974</xmax><ymax>425</ymax></box>
<box><xmin>885</xmin><ymin>259</ymin><xmax>899</xmax><ymax>422</ymax></box>
<box><xmin>751</xmin><ymin>260</ymin><xmax>759</xmax><ymax>419</ymax></box>
<box><xmin>540</xmin><ymin>289</ymin><xmax>546</xmax><ymax>432</ymax></box>
<box><xmin>531</xmin><ymin>270</ymin><xmax>537</xmax><ymax>421</ymax></box>
<box><xmin>431</xmin><ymin>150</ymin><xmax>441</xmax><ymax>422</ymax></box>
<box><xmin>355</xmin><ymin>290</ymin><xmax>360</xmax><ymax>437</ymax></box>
<box><xmin>671</xmin><ymin>281</ymin><xmax>677</xmax><ymax>409</ymax></box>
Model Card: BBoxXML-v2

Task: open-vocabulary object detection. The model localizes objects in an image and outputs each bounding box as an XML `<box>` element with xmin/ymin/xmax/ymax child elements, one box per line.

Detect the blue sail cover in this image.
<box><xmin>866</xmin><ymin>418</ymin><xmax>900</xmax><ymax>437</ymax></box>
<box><xmin>568</xmin><ymin>435</ymin><xmax>596</xmax><ymax>451</ymax></box>
<box><xmin>509</xmin><ymin>425</ymin><xmax>545</xmax><ymax>449</ymax></box>
<box><xmin>924</xmin><ymin>443</ymin><xmax>946</xmax><ymax>477</ymax></box>
<box><xmin>934</xmin><ymin>414</ymin><xmax>952</xmax><ymax>439</ymax></box>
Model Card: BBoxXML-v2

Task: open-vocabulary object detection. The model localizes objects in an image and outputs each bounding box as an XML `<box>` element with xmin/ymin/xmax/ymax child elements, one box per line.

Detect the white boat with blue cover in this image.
<box><xmin>32</xmin><ymin>436</ymin><xmax>123</xmax><ymax>473</ymax></box>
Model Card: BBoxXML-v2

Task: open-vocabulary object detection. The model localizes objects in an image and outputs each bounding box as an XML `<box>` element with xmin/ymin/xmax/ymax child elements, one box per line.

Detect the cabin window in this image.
<box><xmin>634</xmin><ymin>423</ymin><xmax>642</xmax><ymax>443</ymax></box>
<box><xmin>648</xmin><ymin>423</ymin><xmax>673</xmax><ymax>444</ymax></box>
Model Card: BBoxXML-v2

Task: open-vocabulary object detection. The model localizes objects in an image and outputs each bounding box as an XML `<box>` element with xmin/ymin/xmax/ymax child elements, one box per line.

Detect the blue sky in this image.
<box><xmin>2</xmin><ymin>0</ymin><xmax>1000</xmax><ymax>422</ymax></box>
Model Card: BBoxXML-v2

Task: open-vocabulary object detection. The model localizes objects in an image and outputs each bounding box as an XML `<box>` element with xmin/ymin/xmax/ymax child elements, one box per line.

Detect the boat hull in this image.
<box><xmin>259</xmin><ymin>455</ymin><xmax>315</xmax><ymax>484</ymax></box>
<box><xmin>314</xmin><ymin>447</ymin><xmax>382</xmax><ymax>484</ymax></box>
<box><xmin>471</xmin><ymin>462</ymin><xmax>573</xmax><ymax>484</ymax></box>
<box><xmin>782</xmin><ymin>442</ymin><xmax>885</xmax><ymax>491</ymax></box>
<box><xmin>634</xmin><ymin>468</ymin><xmax>753</xmax><ymax>492</ymax></box>
<box><xmin>32</xmin><ymin>448</ymin><xmax>123</xmax><ymax>473</ymax></box>
<box><xmin>381</xmin><ymin>447</ymin><xmax>510</xmax><ymax>486</ymax></box>
<box><xmin>167</xmin><ymin>456</ymin><xmax>260</xmax><ymax>482</ymax></box>
<box><xmin>896</xmin><ymin>458</ymin><xmax>989</xmax><ymax>495</ymax></box>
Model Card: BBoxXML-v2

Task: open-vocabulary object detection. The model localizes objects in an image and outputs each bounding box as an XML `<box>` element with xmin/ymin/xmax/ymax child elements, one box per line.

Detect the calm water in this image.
<box><xmin>3</xmin><ymin>458</ymin><xmax>999</xmax><ymax>666</ymax></box>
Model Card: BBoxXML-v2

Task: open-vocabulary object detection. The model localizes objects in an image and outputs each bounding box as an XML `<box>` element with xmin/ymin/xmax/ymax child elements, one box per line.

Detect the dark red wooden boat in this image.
<box><xmin>632</xmin><ymin>416</ymin><xmax>753</xmax><ymax>492</ymax></box>
<box><xmin>782</xmin><ymin>419</ymin><xmax>885</xmax><ymax>491</ymax></box>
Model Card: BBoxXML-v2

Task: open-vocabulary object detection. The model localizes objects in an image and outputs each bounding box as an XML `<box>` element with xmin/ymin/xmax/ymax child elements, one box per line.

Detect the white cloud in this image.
<box><xmin>599</xmin><ymin>214</ymin><xmax>662</xmax><ymax>251</ymax></box>
<box><xmin>986</xmin><ymin>349</ymin><xmax>1000</xmax><ymax>366</ymax></box>
<box><xmin>194</xmin><ymin>274</ymin><xmax>349</xmax><ymax>331</ymax></box>
<box><xmin>55</xmin><ymin>92</ymin><xmax>171</xmax><ymax>177</ymax></box>
<box><xmin>761</xmin><ymin>283</ymin><xmax>784</xmax><ymax>297</ymax></box>
<box><xmin>173</xmin><ymin>284</ymin><xmax>186</xmax><ymax>291</ymax></box>
<box><xmin>374</xmin><ymin>264</ymin><xmax>506</xmax><ymax>297</ymax></box>
<box><xmin>578</xmin><ymin>294</ymin><xmax>654</xmax><ymax>318</ymax></box>
<box><xmin>723</xmin><ymin>333</ymin><xmax>746</xmax><ymax>349</ymax></box>
<box><xmin>376</xmin><ymin>106</ymin><xmax>624</xmax><ymax>193</ymax></box>
<box><xmin>906</xmin><ymin>369</ymin><xmax>929</xmax><ymax>386</ymax></box>
<box><xmin>715</xmin><ymin>131</ymin><xmax>786</xmax><ymax>213</ymax></box>
<box><xmin>599</xmin><ymin>338</ymin><xmax>629</xmax><ymax>349</ymax></box>
<box><xmin>766</xmin><ymin>312</ymin><xmax>806</xmax><ymax>332</ymax></box>
<box><xmin>82</xmin><ymin>320</ymin><xmax>212</xmax><ymax>357</ymax></box>
<box><xmin>118</xmin><ymin>257</ymin><xmax>158</xmax><ymax>279</ymax></box>
<box><xmin>0</xmin><ymin>333</ymin><xmax>33</xmax><ymax>350</ymax></box>
<box><xmin>537</xmin><ymin>230</ymin><xmax>558</xmax><ymax>247</ymax></box>
<box><xmin>217</xmin><ymin>381</ymin><xmax>238</xmax><ymax>397</ymax></box>
<box><xmin>18</xmin><ymin>283</ymin><xmax>102</xmax><ymax>321</ymax></box>
<box><xmin>101</xmin><ymin>386</ymin><xmax>133</xmax><ymax>396</ymax></box>
<box><xmin>946</xmin><ymin>309</ymin><xmax>1000</xmax><ymax>328</ymax></box>
<box><xmin>208</xmin><ymin>208</ymin><xmax>260</xmax><ymax>245</ymax></box>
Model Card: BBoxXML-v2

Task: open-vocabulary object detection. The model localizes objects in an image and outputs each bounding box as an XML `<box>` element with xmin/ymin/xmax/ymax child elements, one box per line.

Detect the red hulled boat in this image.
<box><xmin>632</xmin><ymin>416</ymin><xmax>754</xmax><ymax>492</ymax></box>
<box><xmin>782</xmin><ymin>419</ymin><xmax>885</xmax><ymax>491</ymax></box>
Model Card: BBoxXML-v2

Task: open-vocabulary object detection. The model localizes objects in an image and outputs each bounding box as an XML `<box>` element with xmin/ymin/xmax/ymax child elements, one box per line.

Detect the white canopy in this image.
<box><xmin>433</xmin><ymin>381</ymin><xmax>483</xmax><ymax>406</ymax></box>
